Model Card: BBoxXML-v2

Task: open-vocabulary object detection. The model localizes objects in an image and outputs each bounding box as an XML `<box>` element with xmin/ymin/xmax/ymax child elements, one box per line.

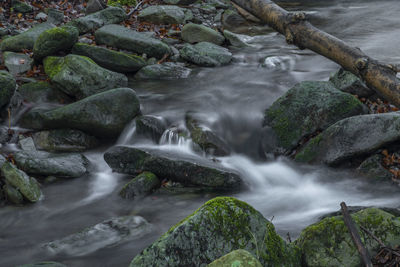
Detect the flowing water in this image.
<box><xmin>1</xmin><ymin>0</ymin><xmax>400</xmax><ymax>266</ymax></box>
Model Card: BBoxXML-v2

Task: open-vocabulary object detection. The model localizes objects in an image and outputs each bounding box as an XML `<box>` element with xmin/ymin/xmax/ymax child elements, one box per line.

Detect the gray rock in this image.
<box><xmin>17</xmin><ymin>262</ymin><xmax>66</xmax><ymax>267</ymax></box>
<box><xmin>295</xmin><ymin>113</ymin><xmax>400</xmax><ymax>165</ymax></box>
<box><xmin>3</xmin><ymin>183</ymin><xmax>24</xmax><ymax>205</ymax></box>
<box><xmin>95</xmin><ymin>24</ymin><xmax>171</xmax><ymax>59</ymax></box>
<box><xmin>71</xmin><ymin>43</ymin><xmax>146</xmax><ymax>73</ymax></box>
<box><xmin>0</xmin><ymin>70</ymin><xmax>16</xmax><ymax>109</ymax></box>
<box><xmin>208</xmin><ymin>249</ymin><xmax>263</xmax><ymax>267</ymax></box>
<box><xmin>329</xmin><ymin>68</ymin><xmax>375</xmax><ymax>98</ymax></box>
<box><xmin>43</xmin><ymin>54</ymin><xmax>128</xmax><ymax>99</ymax></box>
<box><xmin>69</xmin><ymin>7</ymin><xmax>127</xmax><ymax>34</ymax></box>
<box><xmin>180</xmin><ymin>42</ymin><xmax>232</xmax><ymax>67</ymax></box>
<box><xmin>357</xmin><ymin>154</ymin><xmax>393</xmax><ymax>181</ymax></box>
<box><xmin>86</xmin><ymin>0</ymin><xmax>106</xmax><ymax>15</ymax></box>
<box><xmin>135</xmin><ymin>115</ymin><xmax>167</xmax><ymax>143</ymax></box>
<box><xmin>35</xmin><ymin>12</ymin><xmax>48</xmax><ymax>20</ymax></box>
<box><xmin>3</xmin><ymin>51</ymin><xmax>34</xmax><ymax>75</ymax></box>
<box><xmin>162</xmin><ymin>0</ymin><xmax>197</xmax><ymax>4</ymax></box>
<box><xmin>18</xmin><ymin>136</ymin><xmax>36</xmax><ymax>151</ymax></box>
<box><xmin>14</xmin><ymin>150</ymin><xmax>89</xmax><ymax>178</ymax></box>
<box><xmin>131</xmin><ymin>197</ymin><xmax>300</xmax><ymax>266</ymax></box>
<box><xmin>181</xmin><ymin>23</ymin><xmax>225</xmax><ymax>45</ymax></box>
<box><xmin>135</xmin><ymin>62</ymin><xmax>191</xmax><ymax>80</ymax></box>
<box><xmin>33</xmin><ymin>25</ymin><xmax>79</xmax><ymax>60</ymax></box>
<box><xmin>223</xmin><ymin>29</ymin><xmax>250</xmax><ymax>48</ymax></box>
<box><xmin>47</xmin><ymin>8</ymin><xmax>65</xmax><ymax>25</ymax></box>
<box><xmin>138</xmin><ymin>5</ymin><xmax>190</xmax><ymax>24</ymax></box>
<box><xmin>263</xmin><ymin>81</ymin><xmax>368</xmax><ymax>155</ymax></box>
<box><xmin>120</xmin><ymin>171</ymin><xmax>160</xmax><ymax>199</ymax></box>
<box><xmin>45</xmin><ymin>215</ymin><xmax>152</xmax><ymax>256</ymax></box>
<box><xmin>12</xmin><ymin>0</ymin><xmax>33</xmax><ymax>13</ymax></box>
<box><xmin>18</xmin><ymin>81</ymin><xmax>71</xmax><ymax>103</ymax></box>
<box><xmin>104</xmin><ymin>146</ymin><xmax>241</xmax><ymax>190</ymax></box>
<box><xmin>0</xmin><ymin>23</ymin><xmax>55</xmax><ymax>52</ymax></box>
<box><xmin>221</xmin><ymin>9</ymin><xmax>249</xmax><ymax>29</ymax></box>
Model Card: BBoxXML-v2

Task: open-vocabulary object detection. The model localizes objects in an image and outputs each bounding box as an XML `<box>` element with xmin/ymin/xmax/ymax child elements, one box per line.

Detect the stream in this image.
<box><xmin>1</xmin><ymin>0</ymin><xmax>400</xmax><ymax>266</ymax></box>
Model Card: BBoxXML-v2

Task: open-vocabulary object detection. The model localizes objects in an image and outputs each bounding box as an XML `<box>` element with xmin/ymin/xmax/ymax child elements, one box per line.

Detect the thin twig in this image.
<box><xmin>127</xmin><ymin>0</ymin><xmax>144</xmax><ymax>16</ymax></box>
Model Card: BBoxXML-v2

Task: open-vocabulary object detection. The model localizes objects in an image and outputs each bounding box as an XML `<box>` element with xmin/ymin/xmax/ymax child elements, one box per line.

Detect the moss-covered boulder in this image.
<box><xmin>357</xmin><ymin>154</ymin><xmax>393</xmax><ymax>181</ymax></box>
<box><xmin>135</xmin><ymin>62</ymin><xmax>191</xmax><ymax>80</ymax></box>
<box><xmin>138</xmin><ymin>5</ymin><xmax>191</xmax><ymax>24</ymax></box>
<box><xmin>296</xmin><ymin>208</ymin><xmax>400</xmax><ymax>267</ymax></box>
<box><xmin>135</xmin><ymin>115</ymin><xmax>167</xmax><ymax>143</ymax></box>
<box><xmin>12</xmin><ymin>0</ymin><xmax>33</xmax><ymax>13</ymax></box>
<box><xmin>1</xmin><ymin>162</ymin><xmax>42</xmax><ymax>202</ymax></box>
<box><xmin>95</xmin><ymin>24</ymin><xmax>171</xmax><ymax>59</ymax></box>
<box><xmin>0</xmin><ymin>70</ymin><xmax>16</xmax><ymax>109</ymax></box>
<box><xmin>3</xmin><ymin>51</ymin><xmax>34</xmax><ymax>75</ymax></box>
<box><xmin>0</xmin><ymin>23</ymin><xmax>55</xmax><ymax>52</ymax></box>
<box><xmin>120</xmin><ymin>171</ymin><xmax>160</xmax><ymax>199</ymax></box>
<box><xmin>71</xmin><ymin>43</ymin><xmax>146</xmax><ymax>73</ymax></box>
<box><xmin>68</xmin><ymin>7</ymin><xmax>127</xmax><ymax>34</ymax></box>
<box><xmin>32</xmin><ymin>129</ymin><xmax>99</xmax><ymax>152</ymax></box>
<box><xmin>131</xmin><ymin>197</ymin><xmax>300</xmax><ymax>266</ymax></box>
<box><xmin>263</xmin><ymin>81</ymin><xmax>368</xmax><ymax>155</ymax></box>
<box><xmin>3</xmin><ymin>182</ymin><xmax>24</xmax><ymax>205</ymax></box>
<box><xmin>207</xmin><ymin>249</ymin><xmax>263</xmax><ymax>267</ymax></box>
<box><xmin>104</xmin><ymin>146</ymin><xmax>242</xmax><ymax>190</ymax></box>
<box><xmin>33</xmin><ymin>25</ymin><xmax>79</xmax><ymax>60</ymax></box>
<box><xmin>18</xmin><ymin>81</ymin><xmax>71</xmax><ymax>103</ymax></box>
<box><xmin>108</xmin><ymin>0</ymin><xmax>137</xmax><ymax>6</ymax></box>
<box><xmin>43</xmin><ymin>54</ymin><xmax>128</xmax><ymax>99</ymax></box>
<box><xmin>329</xmin><ymin>68</ymin><xmax>375</xmax><ymax>98</ymax></box>
<box><xmin>182</xmin><ymin>23</ymin><xmax>225</xmax><ymax>45</ymax></box>
<box><xmin>180</xmin><ymin>42</ymin><xmax>232</xmax><ymax>67</ymax></box>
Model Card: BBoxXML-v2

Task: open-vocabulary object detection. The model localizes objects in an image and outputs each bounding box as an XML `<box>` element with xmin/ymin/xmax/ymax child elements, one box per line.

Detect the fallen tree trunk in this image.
<box><xmin>231</xmin><ymin>0</ymin><xmax>400</xmax><ymax>106</ymax></box>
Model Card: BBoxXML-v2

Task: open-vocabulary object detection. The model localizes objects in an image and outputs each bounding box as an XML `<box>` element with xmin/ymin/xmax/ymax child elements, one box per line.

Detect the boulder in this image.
<box><xmin>71</xmin><ymin>43</ymin><xmax>146</xmax><ymax>73</ymax></box>
<box><xmin>1</xmin><ymin>162</ymin><xmax>42</xmax><ymax>202</ymax></box>
<box><xmin>135</xmin><ymin>62</ymin><xmax>191</xmax><ymax>80</ymax></box>
<box><xmin>47</xmin><ymin>8</ymin><xmax>65</xmax><ymax>25</ymax></box>
<box><xmin>14</xmin><ymin>151</ymin><xmax>89</xmax><ymax>178</ymax></box>
<box><xmin>296</xmin><ymin>208</ymin><xmax>400</xmax><ymax>267</ymax></box>
<box><xmin>357</xmin><ymin>154</ymin><xmax>393</xmax><ymax>181</ymax></box>
<box><xmin>33</xmin><ymin>129</ymin><xmax>99</xmax><ymax>152</ymax></box>
<box><xmin>329</xmin><ymin>68</ymin><xmax>375</xmax><ymax>98</ymax></box>
<box><xmin>86</xmin><ymin>0</ymin><xmax>106</xmax><ymax>14</ymax></box>
<box><xmin>120</xmin><ymin>171</ymin><xmax>160</xmax><ymax>199</ymax></box>
<box><xmin>263</xmin><ymin>81</ymin><xmax>368</xmax><ymax>154</ymax></box>
<box><xmin>207</xmin><ymin>249</ymin><xmax>263</xmax><ymax>267</ymax></box>
<box><xmin>135</xmin><ymin>115</ymin><xmax>167</xmax><ymax>143</ymax></box>
<box><xmin>33</xmin><ymin>25</ymin><xmax>79</xmax><ymax>60</ymax></box>
<box><xmin>43</xmin><ymin>54</ymin><xmax>128</xmax><ymax>99</ymax></box>
<box><xmin>95</xmin><ymin>24</ymin><xmax>171</xmax><ymax>59</ymax></box>
<box><xmin>131</xmin><ymin>197</ymin><xmax>300</xmax><ymax>266</ymax></box>
<box><xmin>17</xmin><ymin>262</ymin><xmax>66</xmax><ymax>267</ymax></box>
<box><xmin>181</xmin><ymin>23</ymin><xmax>225</xmax><ymax>45</ymax></box>
<box><xmin>104</xmin><ymin>146</ymin><xmax>241</xmax><ymax>189</ymax></box>
<box><xmin>138</xmin><ymin>5</ymin><xmax>190</xmax><ymax>24</ymax></box>
<box><xmin>223</xmin><ymin>30</ymin><xmax>250</xmax><ymax>48</ymax></box>
<box><xmin>180</xmin><ymin>42</ymin><xmax>232</xmax><ymax>67</ymax></box>
<box><xmin>3</xmin><ymin>183</ymin><xmax>24</xmax><ymax>205</ymax></box>
<box><xmin>3</xmin><ymin>51</ymin><xmax>34</xmax><ymax>75</ymax></box>
<box><xmin>0</xmin><ymin>70</ymin><xmax>16</xmax><ymax>109</ymax></box>
<box><xmin>68</xmin><ymin>7</ymin><xmax>127</xmax><ymax>34</ymax></box>
<box><xmin>18</xmin><ymin>81</ymin><xmax>71</xmax><ymax>103</ymax></box>
<box><xmin>45</xmin><ymin>215</ymin><xmax>152</xmax><ymax>256</ymax></box>
<box><xmin>11</xmin><ymin>0</ymin><xmax>33</xmax><ymax>13</ymax></box>
<box><xmin>18</xmin><ymin>136</ymin><xmax>36</xmax><ymax>151</ymax></box>
<box><xmin>0</xmin><ymin>23</ymin><xmax>55</xmax><ymax>52</ymax></box>
<box><xmin>295</xmin><ymin>113</ymin><xmax>400</xmax><ymax>166</ymax></box>
<box><xmin>162</xmin><ymin>0</ymin><xmax>197</xmax><ymax>4</ymax></box>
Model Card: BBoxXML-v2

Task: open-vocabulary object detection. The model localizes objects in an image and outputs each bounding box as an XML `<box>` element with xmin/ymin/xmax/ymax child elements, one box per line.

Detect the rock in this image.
<box><xmin>95</xmin><ymin>24</ymin><xmax>171</xmax><ymax>59</ymax></box>
<box><xmin>86</xmin><ymin>0</ymin><xmax>106</xmax><ymax>15</ymax></box>
<box><xmin>71</xmin><ymin>43</ymin><xmax>146</xmax><ymax>73</ymax></box>
<box><xmin>296</xmin><ymin>208</ymin><xmax>400</xmax><ymax>267</ymax></box>
<box><xmin>357</xmin><ymin>154</ymin><xmax>393</xmax><ymax>181</ymax></box>
<box><xmin>221</xmin><ymin>9</ymin><xmax>249</xmax><ymax>29</ymax></box>
<box><xmin>138</xmin><ymin>5</ymin><xmax>190</xmax><ymax>24</ymax></box>
<box><xmin>120</xmin><ymin>171</ymin><xmax>160</xmax><ymax>199</ymax></box>
<box><xmin>104</xmin><ymin>146</ymin><xmax>241</xmax><ymax>189</ymax></box>
<box><xmin>33</xmin><ymin>25</ymin><xmax>79</xmax><ymax>60</ymax></box>
<box><xmin>186</xmin><ymin>113</ymin><xmax>230</xmax><ymax>156</ymax></box>
<box><xmin>43</xmin><ymin>54</ymin><xmax>128</xmax><ymax>99</ymax></box>
<box><xmin>1</xmin><ymin>162</ymin><xmax>42</xmax><ymax>202</ymax></box>
<box><xmin>295</xmin><ymin>113</ymin><xmax>400</xmax><ymax>165</ymax></box>
<box><xmin>162</xmin><ymin>0</ymin><xmax>197</xmax><ymax>4</ymax></box>
<box><xmin>35</xmin><ymin>12</ymin><xmax>48</xmax><ymax>20</ymax></box>
<box><xmin>181</xmin><ymin>23</ymin><xmax>225</xmax><ymax>45</ymax></box>
<box><xmin>18</xmin><ymin>81</ymin><xmax>71</xmax><ymax>103</ymax></box>
<box><xmin>135</xmin><ymin>62</ymin><xmax>191</xmax><ymax>80</ymax></box>
<box><xmin>3</xmin><ymin>51</ymin><xmax>34</xmax><ymax>75</ymax></box>
<box><xmin>223</xmin><ymin>30</ymin><xmax>250</xmax><ymax>48</ymax></box>
<box><xmin>69</xmin><ymin>7</ymin><xmax>127</xmax><ymax>34</ymax></box>
<box><xmin>135</xmin><ymin>115</ymin><xmax>167</xmax><ymax>143</ymax></box>
<box><xmin>0</xmin><ymin>70</ymin><xmax>16</xmax><ymax>109</ymax></box>
<box><xmin>14</xmin><ymin>150</ymin><xmax>89</xmax><ymax>178</ymax></box>
<box><xmin>131</xmin><ymin>197</ymin><xmax>300</xmax><ymax>266</ymax></box>
<box><xmin>0</xmin><ymin>23</ymin><xmax>55</xmax><ymax>52</ymax></box>
<box><xmin>108</xmin><ymin>0</ymin><xmax>137</xmax><ymax>6</ymax></box>
<box><xmin>45</xmin><ymin>215</ymin><xmax>152</xmax><ymax>256</ymax></box>
<box><xmin>17</xmin><ymin>262</ymin><xmax>66</xmax><ymax>267</ymax></box>
<box><xmin>18</xmin><ymin>136</ymin><xmax>36</xmax><ymax>151</ymax></box>
<box><xmin>3</xmin><ymin>183</ymin><xmax>24</xmax><ymax>205</ymax></box>
<box><xmin>47</xmin><ymin>8</ymin><xmax>65</xmax><ymax>25</ymax></box>
<box><xmin>207</xmin><ymin>249</ymin><xmax>263</xmax><ymax>267</ymax></box>
<box><xmin>263</xmin><ymin>81</ymin><xmax>368</xmax><ymax>154</ymax></box>
<box><xmin>0</xmin><ymin>155</ymin><xmax>6</xmax><ymax>167</ymax></box>
<box><xmin>180</xmin><ymin>42</ymin><xmax>232</xmax><ymax>67</ymax></box>
<box><xmin>33</xmin><ymin>129</ymin><xmax>99</xmax><ymax>152</ymax></box>
<box><xmin>12</xmin><ymin>0</ymin><xmax>33</xmax><ymax>13</ymax></box>
<box><xmin>329</xmin><ymin>68</ymin><xmax>375</xmax><ymax>98</ymax></box>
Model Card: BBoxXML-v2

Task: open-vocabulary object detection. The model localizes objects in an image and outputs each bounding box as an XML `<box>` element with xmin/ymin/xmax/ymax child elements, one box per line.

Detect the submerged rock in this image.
<box><xmin>180</xmin><ymin>42</ymin><xmax>232</xmax><ymax>67</ymax></box>
<box><xmin>329</xmin><ymin>68</ymin><xmax>375</xmax><ymax>98</ymax></box>
<box><xmin>207</xmin><ymin>249</ymin><xmax>263</xmax><ymax>267</ymax></box>
<box><xmin>135</xmin><ymin>115</ymin><xmax>167</xmax><ymax>143</ymax></box>
<box><xmin>3</xmin><ymin>52</ymin><xmax>34</xmax><ymax>75</ymax></box>
<box><xmin>131</xmin><ymin>197</ymin><xmax>300</xmax><ymax>266</ymax></box>
<box><xmin>120</xmin><ymin>171</ymin><xmax>160</xmax><ymax>199</ymax></box>
<box><xmin>0</xmin><ymin>70</ymin><xmax>16</xmax><ymax>109</ymax></box>
<box><xmin>43</xmin><ymin>54</ymin><xmax>128</xmax><ymax>99</ymax></box>
<box><xmin>104</xmin><ymin>146</ymin><xmax>241</xmax><ymax>189</ymax></box>
<box><xmin>296</xmin><ymin>208</ymin><xmax>400</xmax><ymax>267</ymax></box>
<box><xmin>135</xmin><ymin>62</ymin><xmax>191</xmax><ymax>80</ymax></box>
<box><xmin>45</xmin><ymin>215</ymin><xmax>152</xmax><ymax>256</ymax></box>
<box><xmin>263</xmin><ymin>81</ymin><xmax>368</xmax><ymax>155</ymax></box>
<box><xmin>95</xmin><ymin>24</ymin><xmax>171</xmax><ymax>58</ymax></box>
<box><xmin>138</xmin><ymin>5</ymin><xmax>190</xmax><ymax>24</ymax></box>
<box><xmin>71</xmin><ymin>43</ymin><xmax>146</xmax><ymax>73</ymax></box>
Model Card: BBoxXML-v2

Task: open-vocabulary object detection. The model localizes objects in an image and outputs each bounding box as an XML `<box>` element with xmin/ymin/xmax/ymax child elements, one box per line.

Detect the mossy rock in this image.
<box><xmin>18</xmin><ymin>81</ymin><xmax>71</xmax><ymax>103</ymax></box>
<box><xmin>180</xmin><ymin>42</ymin><xmax>232</xmax><ymax>67</ymax></box>
<box><xmin>207</xmin><ymin>249</ymin><xmax>263</xmax><ymax>267</ymax></box>
<box><xmin>0</xmin><ymin>70</ymin><xmax>16</xmax><ymax>109</ymax></box>
<box><xmin>138</xmin><ymin>5</ymin><xmax>189</xmax><ymax>25</ymax></box>
<box><xmin>17</xmin><ymin>262</ymin><xmax>66</xmax><ymax>267</ymax></box>
<box><xmin>43</xmin><ymin>54</ymin><xmax>128</xmax><ymax>99</ymax></box>
<box><xmin>263</xmin><ymin>81</ymin><xmax>368</xmax><ymax>155</ymax></box>
<box><xmin>296</xmin><ymin>207</ymin><xmax>400</xmax><ymax>267</ymax></box>
<box><xmin>131</xmin><ymin>197</ymin><xmax>300</xmax><ymax>266</ymax></box>
<box><xmin>71</xmin><ymin>43</ymin><xmax>146</xmax><ymax>73</ymax></box>
<box><xmin>108</xmin><ymin>0</ymin><xmax>137</xmax><ymax>6</ymax></box>
<box><xmin>135</xmin><ymin>62</ymin><xmax>191</xmax><ymax>80</ymax></box>
<box><xmin>329</xmin><ymin>68</ymin><xmax>375</xmax><ymax>98</ymax></box>
<box><xmin>135</xmin><ymin>115</ymin><xmax>167</xmax><ymax>143</ymax></box>
<box><xmin>3</xmin><ymin>183</ymin><xmax>24</xmax><ymax>205</ymax></box>
<box><xmin>357</xmin><ymin>154</ymin><xmax>393</xmax><ymax>181</ymax></box>
<box><xmin>182</xmin><ymin>23</ymin><xmax>225</xmax><ymax>45</ymax></box>
<box><xmin>120</xmin><ymin>171</ymin><xmax>160</xmax><ymax>199</ymax></box>
<box><xmin>11</xmin><ymin>0</ymin><xmax>33</xmax><ymax>13</ymax></box>
<box><xmin>33</xmin><ymin>25</ymin><xmax>79</xmax><ymax>60</ymax></box>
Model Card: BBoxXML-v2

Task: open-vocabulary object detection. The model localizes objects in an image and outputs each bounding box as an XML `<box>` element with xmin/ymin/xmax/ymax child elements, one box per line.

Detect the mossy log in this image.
<box><xmin>231</xmin><ymin>0</ymin><xmax>400</xmax><ymax>106</ymax></box>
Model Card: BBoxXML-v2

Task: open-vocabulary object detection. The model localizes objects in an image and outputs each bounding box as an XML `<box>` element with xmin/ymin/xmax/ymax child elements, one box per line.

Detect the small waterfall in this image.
<box><xmin>116</xmin><ymin>120</ymin><xmax>137</xmax><ymax>145</ymax></box>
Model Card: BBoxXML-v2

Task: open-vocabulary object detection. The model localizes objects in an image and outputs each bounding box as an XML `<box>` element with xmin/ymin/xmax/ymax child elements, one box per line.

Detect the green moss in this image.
<box><xmin>295</xmin><ymin>134</ymin><xmax>323</xmax><ymax>163</ymax></box>
<box><xmin>43</xmin><ymin>56</ymin><xmax>64</xmax><ymax>79</ymax></box>
<box><xmin>108</xmin><ymin>0</ymin><xmax>137</xmax><ymax>6</ymax></box>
